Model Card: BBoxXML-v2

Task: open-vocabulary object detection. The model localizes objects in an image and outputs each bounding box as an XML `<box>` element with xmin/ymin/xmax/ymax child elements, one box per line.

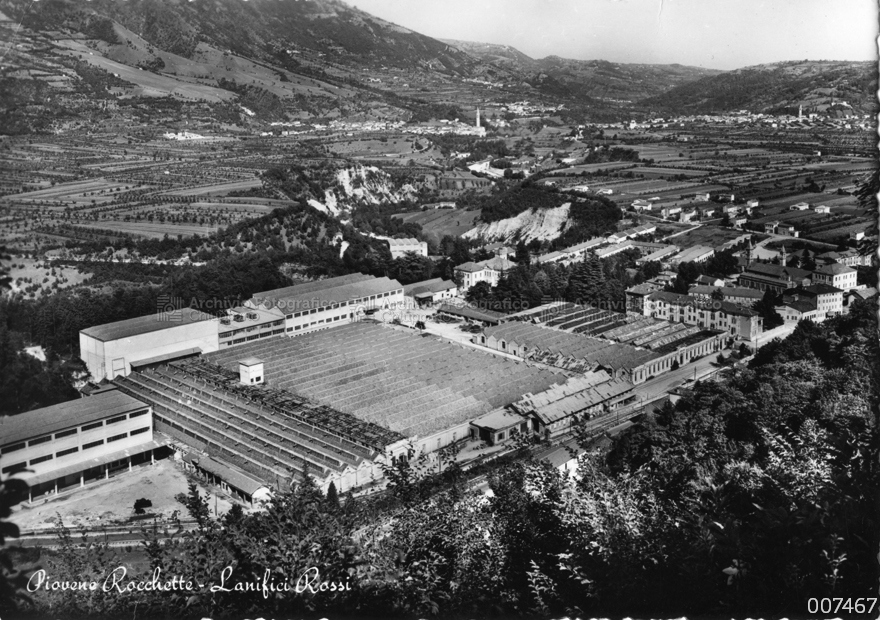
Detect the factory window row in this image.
<box><xmin>220</xmin><ymin>319</ymin><xmax>287</xmax><ymax>339</ymax></box>
<box><xmin>0</xmin><ymin>426</ymin><xmax>151</xmax><ymax>472</ymax></box>
<box><xmin>284</xmin><ymin>290</ymin><xmax>401</xmax><ymax>320</ymax></box>
<box><xmin>289</xmin><ymin>313</ymin><xmax>354</xmax><ymax>332</ymax></box>
<box><xmin>1</xmin><ymin>407</ymin><xmax>152</xmax><ymax>454</ymax></box>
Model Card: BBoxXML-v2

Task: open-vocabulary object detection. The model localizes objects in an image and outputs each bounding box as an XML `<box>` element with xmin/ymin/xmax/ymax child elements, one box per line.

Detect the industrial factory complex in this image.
<box><xmin>3</xmin><ymin>241</ymin><xmax>867</xmax><ymax>507</ymax></box>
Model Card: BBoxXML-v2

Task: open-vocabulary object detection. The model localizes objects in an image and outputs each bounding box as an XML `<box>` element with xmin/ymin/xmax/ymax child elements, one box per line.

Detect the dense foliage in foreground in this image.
<box><xmin>3</xmin><ymin>296</ymin><xmax>877</xmax><ymax>619</ymax></box>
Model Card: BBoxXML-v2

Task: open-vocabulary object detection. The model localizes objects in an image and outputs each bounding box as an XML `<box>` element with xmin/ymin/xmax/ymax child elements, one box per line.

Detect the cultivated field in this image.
<box><xmin>664</xmin><ymin>225</ymin><xmax>756</xmax><ymax>250</ymax></box>
<box><xmin>74</xmin><ymin>221</ymin><xmax>219</xmax><ymax>239</ymax></box>
<box><xmin>549</xmin><ymin>161</ymin><xmax>637</xmax><ymax>175</ymax></box>
<box><xmin>393</xmin><ymin>208</ymin><xmax>482</xmax><ymax>238</ymax></box>
<box><xmin>159</xmin><ymin>178</ymin><xmax>263</xmax><ymax>197</ymax></box>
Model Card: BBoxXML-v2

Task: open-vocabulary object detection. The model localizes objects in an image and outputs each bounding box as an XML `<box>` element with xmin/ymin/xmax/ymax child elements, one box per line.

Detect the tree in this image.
<box><xmin>465</xmin><ymin>280</ymin><xmax>493</xmax><ymax>306</ymax></box>
<box><xmin>753</xmin><ymin>289</ymin><xmax>784</xmax><ymax>330</ymax></box>
<box><xmin>801</xmin><ymin>248</ymin><xmax>816</xmax><ymax>271</ymax></box>
<box><xmin>515</xmin><ymin>240</ymin><xmax>531</xmax><ymax>265</ymax></box>
<box><xmin>133</xmin><ymin>497</ymin><xmax>152</xmax><ymax>515</ymax></box>
<box><xmin>176</xmin><ymin>482</ymin><xmax>211</xmax><ymax>530</ymax></box>
<box><xmin>325</xmin><ymin>481</ymin><xmax>340</xmax><ymax>510</ymax></box>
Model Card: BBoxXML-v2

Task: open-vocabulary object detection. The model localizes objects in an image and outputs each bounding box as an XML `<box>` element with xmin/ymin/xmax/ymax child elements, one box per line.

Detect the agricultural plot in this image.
<box><xmin>808</xmin><ymin>222</ymin><xmax>872</xmax><ymax>242</ymax></box>
<box><xmin>633</xmin><ymin>144</ymin><xmax>693</xmax><ymax>162</ymax></box>
<box><xmin>329</xmin><ymin>137</ymin><xmax>427</xmax><ymax>158</ymax></box>
<box><xmin>627</xmin><ymin>167</ymin><xmax>711</xmax><ymax>178</ymax></box>
<box><xmin>759</xmin><ymin>193</ymin><xmax>829</xmax><ymax>210</ymax></box>
<box><xmin>593</xmin><ymin>179</ymin><xmax>691</xmax><ymax>194</ymax></box>
<box><xmin>549</xmin><ymin>162</ymin><xmax>636</xmax><ymax>175</ymax></box>
<box><xmin>159</xmin><ymin>178</ymin><xmax>263</xmax><ymax>197</ymax></box>
<box><xmin>2</xmin><ymin>178</ymin><xmax>151</xmax><ymax>206</ymax></box>
<box><xmin>665</xmin><ymin>225</ymin><xmax>753</xmax><ymax>250</ymax></box>
<box><xmin>74</xmin><ymin>221</ymin><xmax>219</xmax><ymax>239</ymax></box>
<box><xmin>393</xmin><ymin>208</ymin><xmax>482</xmax><ymax>238</ymax></box>
<box><xmin>816</xmin><ymin>195</ymin><xmax>861</xmax><ymax>209</ymax></box>
<box><xmin>111</xmin><ymin>201</ymin><xmax>277</xmax><ymax>227</ymax></box>
<box><xmin>801</xmin><ymin>160</ymin><xmax>876</xmax><ymax>173</ymax></box>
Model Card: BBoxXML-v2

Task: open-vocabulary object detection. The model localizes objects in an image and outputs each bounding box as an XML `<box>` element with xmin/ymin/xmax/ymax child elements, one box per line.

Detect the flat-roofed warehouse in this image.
<box><xmin>80</xmin><ymin>310</ymin><xmax>219</xmax><ymax>381</ymax></box>
<box><xmin>204</xmin><ymin>322</ymin><xmax>568</xmax><ymax>455</ymax></box>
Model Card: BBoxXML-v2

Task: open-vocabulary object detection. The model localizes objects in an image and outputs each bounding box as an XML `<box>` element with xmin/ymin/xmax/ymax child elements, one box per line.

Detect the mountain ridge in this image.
<box><xmin>0</xmin><ymin>0</ymin><xmax>874</xmax><ymax>133</ymax></box>
<box><xmin>642</xmin><ymin>59</ymin><xmax>878</xmax><ymax>114</ymax></box>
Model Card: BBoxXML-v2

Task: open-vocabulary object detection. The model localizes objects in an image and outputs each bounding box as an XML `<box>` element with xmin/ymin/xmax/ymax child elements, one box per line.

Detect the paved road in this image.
<box><xmin>752</xmin><ymin>322</ymin><xmax>798</xmax><ymax>348</ymax></box>
<box><xmin>633</xmin><ymin>351</ymin><xmax>728</xmax><ymax>400</ymax></box>
<box><xmin>661</xmin><ymin>224</ymin><xmax>703</xmax><ymax>242</ymax></box>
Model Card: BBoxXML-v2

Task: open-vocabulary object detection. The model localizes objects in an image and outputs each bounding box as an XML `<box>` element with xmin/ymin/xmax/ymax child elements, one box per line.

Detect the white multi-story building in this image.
<box><xmin>643</xmin><ymin>291</ymin><xmax>763</xmax><ymax>341</ymax></box>
<box><xmin>218</xmin><ymin>306</ymin><xmax>286</xmax><ymax>348</ymax></box>
<box><xmin>454</xmin><ymin>256</ymin><xmax>514</xmax><ymax>292</ymax></box>
<box><xmin>812</xmin><ymin>263</ymin><xmax>858</xmax><ymax>291</ymax></box>
<box><xmin>386</xmin><ymin>238</ymin><xmax>428</xmax><ymax>259</ymax></box>
<box><xmin>0</xmin><ymin>390</ymin><xmax>166</xmax><ymax>503</ymax></box>
<box><xmin>251</xmin><ymin>273</ymin><xmax>405</xmax><ymax>336</ymax></box>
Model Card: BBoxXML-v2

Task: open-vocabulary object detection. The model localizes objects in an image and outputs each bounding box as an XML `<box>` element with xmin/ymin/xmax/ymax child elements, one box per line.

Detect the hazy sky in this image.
<box><xmin>346</xmin><ymin>0</ymin><xmax>879</xmax><ymax>70</ymax></box>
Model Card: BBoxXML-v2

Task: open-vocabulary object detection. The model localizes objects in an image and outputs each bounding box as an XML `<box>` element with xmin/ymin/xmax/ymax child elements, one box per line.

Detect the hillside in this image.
<box><xmin>440</xmin><ymin>39</ymin><xmax>538</xmax><ymax>71</ymax></box>
<box><xmin>0</xmin><ymin>0</ymin><xmax>729</xmax><ymax>133</ymax></box>
<box><xmin>462</xmin><ymin>203</ymin><xmax>572</xmax><ymax>244</ymax></box>
<box><xmin>642</xmin><ymin>60</ymin><xmax>878</xmax><ymax>114</ymax></box>
<box><xmin>443</xmin><ymin>39</ymin><xmax>722</xmax><ymax>102</ymax></box>
<box><xmin>5</xmin><ymin>0</ymin><xmax>477</xmax><ymax>74</ymax></box>
<box><xmin>0</xmin><ymin>0</ymin><xmax>485</xmax><ymax>131</ymax></box>
<box><xmin>0</xmin><ymin>0</ymin><xmax>871</xmax><ymax>134</ymax></box>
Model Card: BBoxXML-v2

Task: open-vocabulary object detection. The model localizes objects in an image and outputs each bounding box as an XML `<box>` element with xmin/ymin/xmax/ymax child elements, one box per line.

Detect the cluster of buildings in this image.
<box><xmin>503</xmin><ymin>101</ymin><xmax>566</xmax><ymax>117</ymax></box>
<box><xmin>476</xmin><ymin>306</ymin><xmax>725</xmax><ymax>386</ymax></box>
<box><xmin>6</xmin><ymin>201</ymin><xmax>873</xmax><ymax>511</ymax></box>
<box><xmin>9</xmin><ymin>250</ymin><xmax>766</xmax><ymax>508</ymax></box>
<box><xmin>256</xmin><ymin>113</ymin><xmax>487</xmax><ymax>139</ymax></box>
<box><xmin>624</xmin><ymin>244</ymin><xmax>871</xmax><ymax>338</ymax></box>
<box><xmin>606</xmin><ymin>109</ymin><xmax>873</xmax><ymax>132</ymax></box>
<box><xmin>533</xmin><ymin>226</ymin><xmax>658</xmax><ymax>269</ymax></box>
<box><xmin>401</xmin><ymin>117</ymin><xmax>486</xmax><ymax>138</ymax></box>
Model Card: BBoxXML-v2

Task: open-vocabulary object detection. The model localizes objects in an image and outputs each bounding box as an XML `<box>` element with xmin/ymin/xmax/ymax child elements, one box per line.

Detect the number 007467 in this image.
<box><xmin>807</xmin><ymin>598</ymin><xmax>877</xmax><ymax>614</ymax></box>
